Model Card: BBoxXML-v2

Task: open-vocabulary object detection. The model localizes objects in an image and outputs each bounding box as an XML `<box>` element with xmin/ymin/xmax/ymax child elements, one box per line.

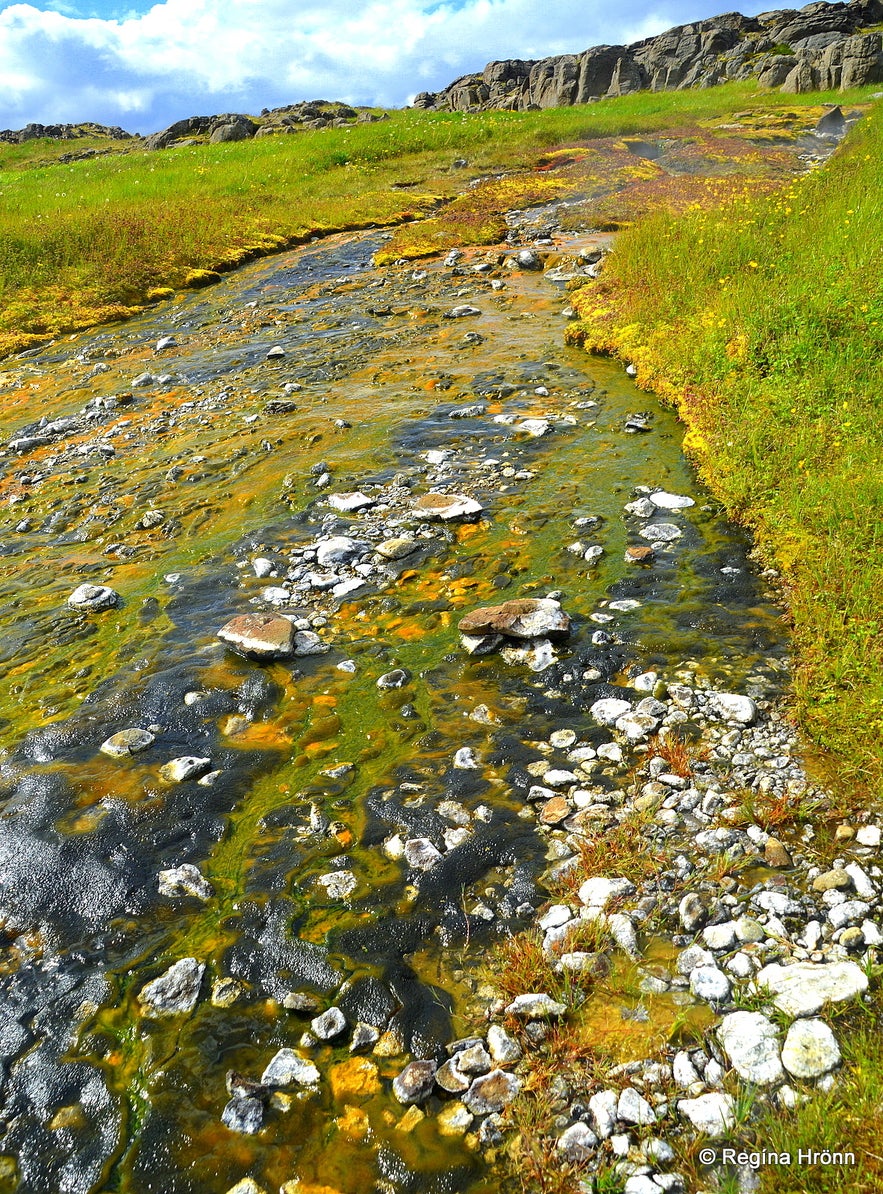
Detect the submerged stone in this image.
<box><xmin>221</xmin><ymin>1095</ymin><xmax>263</xmax><ymax>1135</ymax></box>
<box><xmin>100</xmin><ymin>728</ymin><xmax>155</xmax><ymax>757</ymax></box>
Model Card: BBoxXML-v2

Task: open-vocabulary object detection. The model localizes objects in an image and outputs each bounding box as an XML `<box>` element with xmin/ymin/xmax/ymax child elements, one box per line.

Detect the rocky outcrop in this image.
<box><xmin>413</xmin><ymin>0</ymin><xmax>883</xmax><ymax>110</ymax></box>
<box><xmin>0</xmin><ymin>121</ymin><xmax>132</xmax><ymax>145</ymax></box>
<box><xmin>145</xmin><ymin>101</ymin><xmax>376</xmax><ymax>149</ymax></box>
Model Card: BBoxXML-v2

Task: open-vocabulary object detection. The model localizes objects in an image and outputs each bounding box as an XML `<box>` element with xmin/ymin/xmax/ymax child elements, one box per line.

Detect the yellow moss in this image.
<box><xmin>145</xmin><ymin>287</ymin><xmax>175</xmax><ymax>301</ymax></box>
<box><xmin>183</xmin><ymin>268</ymin><xmax>222</xmax><ymax>288</ymax></box>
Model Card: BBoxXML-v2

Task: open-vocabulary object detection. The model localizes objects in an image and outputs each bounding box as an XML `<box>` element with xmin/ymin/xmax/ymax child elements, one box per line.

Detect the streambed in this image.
<box><xmin>0</xmin><ymin>225</ymin><xmax>791</xmax><ymax>1193</ymax></box>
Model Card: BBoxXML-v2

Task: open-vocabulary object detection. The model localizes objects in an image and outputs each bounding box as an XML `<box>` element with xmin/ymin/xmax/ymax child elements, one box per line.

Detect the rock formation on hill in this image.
<box><xmin>0</xmin><ymin>121</ymin><xmax>132</xmax><ymax>144</ymax></box>
<box><xmin>413</xmin><ymin>0</ymin><xmax>883</xmax><ymax>111</ymax></box>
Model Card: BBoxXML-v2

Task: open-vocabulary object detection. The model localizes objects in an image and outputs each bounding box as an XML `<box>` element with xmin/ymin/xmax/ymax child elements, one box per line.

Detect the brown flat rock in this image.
<box><xmin>217</xmin><ymin>613</ymin><xmax>295</xmax><ymax>659</ymax></box>
<box><xmin>413</xmin><ymin>493</ymin><xmax>483</xmax><ymax>521</ymax></box>
<box><xmin>458</xmin><ymin>598</ymin><xmax>570</xmax><ymax>640</ymax></box>
<box><xmin>539</xmin><ymin>796</ymin><xmax>571</xmax><ymax>825</ymax></box>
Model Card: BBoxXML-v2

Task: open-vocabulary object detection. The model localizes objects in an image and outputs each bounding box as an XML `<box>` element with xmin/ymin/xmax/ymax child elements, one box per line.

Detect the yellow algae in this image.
<box><xmin>334</xmin><ymin>1105</ymin><xmax>371</xmax><ymax>1140</ymax></box>
<box><xmin>328</xmin><ymin>1058</ymin><xmax>381</xmax><ymax>1101</ymax></box>
<box><xmin>49</xmin><ymin>1105</ymin><xmax>87</xmax><ymax>1131</ymax></box>
<box><xmin>395</xmin><ymin>1106</ymin><xmax>425</xmax><ymax>1133</ymax></box>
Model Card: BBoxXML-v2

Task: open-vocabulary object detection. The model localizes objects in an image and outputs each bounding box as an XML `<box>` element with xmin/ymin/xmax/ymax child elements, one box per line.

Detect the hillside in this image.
<box><xmin>415</xmin><ymin>0</ymin><xmax>883</xmax><ymax>110</ymax></box>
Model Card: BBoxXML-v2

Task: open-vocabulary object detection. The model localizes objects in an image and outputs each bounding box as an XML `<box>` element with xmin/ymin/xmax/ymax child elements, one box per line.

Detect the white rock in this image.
<box><xmin>316</xmin><ymin>870</ymin><xmax>357</xmax><ymax>899</ymax></box>
<box><xmin>543</xmin><ymin>769</ymin><xmax>579</xmax><ymax>787</ymax></box>
<box><xmin>676</xmin><ymin>944</ymin><xmax>714</xmax><ymax>975</ymax></box>
<box><xmin>649</xmin><ymin>491</ymin><xmax>695</xmax><ymax>510</ymax></box>
<box><xmin>703</xmin><ymin>922</ymin><xmax>738</xmax><ymax>951</ymax></box>
<box><xmin>639</xmin><ymin>523</ymin><xmax>682</xmax><ymax>542</ymax></box>
<box><xmin>316</xmin><ymin>536</ymin><xmax>368</xmax><ymax>566</ymax></box>
<box><xmin>68</xmin><ymin>583</ymin><xmax>119</xmax><ymax>611</ymax></box>
<box><xmin>500</xmin><ymin>638</ymin><xmax>556</xmax><ymax>671</ymax></box>
<box><xmin>856</xmin><ymin>826</ymin><xmax>881</xmax><ymax>847</ymax></box>
<box><xmin>689</xmin><ymin>965</ymin><xmax>731</xmax><ymax>1004</ymax></box>
<box><xmin>260</xmin><ymin>1048</ymin><xmax>320</xmax><ymax>1087</ymax></box>
<box><xmin>590</xmin><ymin>698</ymin><xmax>632</xmax><ymax>726</ymax></box>
<box><xmin>718</xmin><ymin>1011</ymin><xmax>784</xmax><ymax>1086</ymax></box>
<box><xmin>578</xmin><ymin>876</ymin><xmax>635</xmax><ymax>910</ymax></box>
<box><xmin>158</xmin><ymin>864</ymin><xmax>213</xmax><ymax>901</ymax></box>
<box><xmin>615</xmin><ymin>712</ymin><xmax>659</xmax><ymax>742</ymax></box>
<box><xmin>589</xmin><ymin>1089</ymin><xmax>619</xmax><ymax>1138</ymax></box>
<box><xmin>673</xmin><ymin>1050</ymin><xmax>702</xmax><ymax>1090</ymax></box>
<box><xmin>678</xmin><ymin>1093</ymin><xmax>736</xmax><ymax>1137</ymax></box>
<box><xmin>557</xmin><ymin>1122</ymin><xmax>597</xmax><ymax>1162</ymax></box>
<box><xmin>608</xmin><ymin>913</ymin><xmax>640</xmax><ymax>958</ymax></box>
<box><xmin>138</xmin><ymin>958</ymin><xmax>204</xmax><ymax>1017</ymax></box>
<box><xmin>596</xmin><ymin>742</ymin><xmax>623</xmax><ymax>763</ymax></box>
<box><xmin>159</xmin><ymin>756</ymin><xmax>212</xmax><ymax>783</ymax></box>
<box><xmin>327</xmin><ymin>492</ymin><xmax>374</xmax><ymax>512</ymax></box>
<box><xmin>517</xmin><ymin>419</ymin><xmax>553</xmax><ymax>437</ymax></box>
<box><xmin>404</xmin><ymin>838</ymin><xmax>443</xmax><ymax>870</ymax></box>
<box><xmin>331</xmin><ymin>578</ymin><xmax>365</xmax><ymax>599</ymax></box>
<box><xmin>100</xmin><ymin>728</ymin><xmax>155</xmax><ymax>757</ymax></box>
<box><xmin>453</xmin><ymin>747</ymin><xmax>480</xmax><ymax>770</ymax></box>
<box><xmin>617</xmin><ymin>1086</ymin><xmax>655</xmax><ymax>1125</ymax></box>
<box><xmin>487</xmin><ymin>1024</ymin><xmax>522</xmax><ymax>1064</ymax></box>
<box><xmin>707</xmin><ymin>692</ymin><xmax>757</xmax><ymax>725</ymax></box>
<box><xmin>505</xmin><ymin>993</ymin><xmax>567</xmax><ymax>1018</ymax></box>
<box><xmin>755</xmin><ymin>961</ymin><xmax>869</xmax><ymax>1017</ymax></box>
<box><xmin>844</xmin><ymin>862</ymin><xmax>876</xmax><ymax>899</ymax></box>
<box><xmin>781</xmin><ymin>1019</ymin><xmax>841</xmax><ymax>1079</ymax></box>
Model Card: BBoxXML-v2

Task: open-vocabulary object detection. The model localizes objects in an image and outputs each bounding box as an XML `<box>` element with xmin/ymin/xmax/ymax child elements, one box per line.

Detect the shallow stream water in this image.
<box><xmin>0</xmin><ymin>227</ymin><xmax>790</xmax><ymax>1193</ymax></box>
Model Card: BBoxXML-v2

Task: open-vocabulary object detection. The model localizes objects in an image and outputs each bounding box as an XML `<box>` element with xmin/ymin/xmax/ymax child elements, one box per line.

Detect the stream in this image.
<box><xmin>0</xmin><ymin>223</ymin><xmax>791</xmax><ymax>1194</ymax></box>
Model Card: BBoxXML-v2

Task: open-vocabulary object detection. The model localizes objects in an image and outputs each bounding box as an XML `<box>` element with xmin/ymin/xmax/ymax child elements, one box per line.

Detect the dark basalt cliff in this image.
<box><xmin>413</xmin><ymin>0</ymin><xmax>883</xmax><ymax>111</ymax></box>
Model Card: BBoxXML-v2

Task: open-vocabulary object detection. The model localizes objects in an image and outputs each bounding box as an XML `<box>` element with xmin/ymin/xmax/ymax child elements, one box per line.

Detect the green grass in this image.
<box><xmin>0</xmin><ymin>80</ymin><xmax>876</xmax><ymax>356</ymax></box>
<box><xmin>570</xmin><ymin>97</ymin><xmax>883</xmax><ymax>804</ymax></box>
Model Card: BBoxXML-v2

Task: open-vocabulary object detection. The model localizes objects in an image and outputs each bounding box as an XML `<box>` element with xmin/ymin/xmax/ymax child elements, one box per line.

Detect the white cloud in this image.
<box><xmin>0</xmin><ymin>0</ymin><xmax>769</xmax><ymax>133</ymax></box>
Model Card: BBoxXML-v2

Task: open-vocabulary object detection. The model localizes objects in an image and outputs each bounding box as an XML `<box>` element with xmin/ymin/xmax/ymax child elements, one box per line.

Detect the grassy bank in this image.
<box><xmin>0</xmin><ymin>81</ymin><xmax>874</xmax><ymax>358</ymax></box>
<box><xmin>569</xmin><ymin>100</ymin><xmax>883</xmax><ymax>804</ymax></box>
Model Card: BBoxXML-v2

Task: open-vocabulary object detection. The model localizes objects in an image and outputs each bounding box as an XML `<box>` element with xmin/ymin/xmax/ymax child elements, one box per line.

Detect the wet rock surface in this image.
<box><xmin>0</xmin><ymin>210</ymin><xmax>868</xmax><ymax>1194</ymax></box>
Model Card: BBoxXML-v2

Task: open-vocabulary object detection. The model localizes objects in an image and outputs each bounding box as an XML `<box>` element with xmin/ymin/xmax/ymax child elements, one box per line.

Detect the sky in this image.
<box><xmin>0</xmin><ymin>0</ymin><xmax>773</xmax><ymax>135</ymax></box>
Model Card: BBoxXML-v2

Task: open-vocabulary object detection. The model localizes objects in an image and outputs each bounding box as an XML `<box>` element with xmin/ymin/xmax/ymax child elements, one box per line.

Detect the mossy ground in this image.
<box><xmin>568</xmin><ymin>98</ymin><xmax>883</xmax><ymax>807</ymax></box>
<box><xmin>0</xmin><ymin>81</ymin><xmax>875</xmax><ymax>357</ymax></box>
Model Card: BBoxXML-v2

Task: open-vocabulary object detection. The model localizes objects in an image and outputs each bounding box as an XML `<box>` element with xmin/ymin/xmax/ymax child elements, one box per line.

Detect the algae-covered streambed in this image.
<box><xmin>0</xmin><ymin>224</ymin><xmax>792</xmax><ymax>1194</ymax></box>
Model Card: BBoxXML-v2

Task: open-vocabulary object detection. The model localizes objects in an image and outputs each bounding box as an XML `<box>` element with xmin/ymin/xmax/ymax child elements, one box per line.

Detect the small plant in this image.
<box><xmin>646</xmin><ymin>732</ymin><xmax>709</xmax><ymax>778</ymax></box>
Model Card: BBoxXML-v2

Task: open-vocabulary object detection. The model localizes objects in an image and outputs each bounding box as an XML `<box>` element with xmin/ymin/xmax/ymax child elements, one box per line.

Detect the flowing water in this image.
<box><xmin>0</xmin><ymin>227</ymin><xmax>790</xmax><ymax>1193</ymax></box>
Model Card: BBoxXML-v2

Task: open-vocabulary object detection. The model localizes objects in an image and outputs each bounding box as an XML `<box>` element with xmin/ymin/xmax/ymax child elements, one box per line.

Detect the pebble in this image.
<box><xmin>311</xmin><ymin>1007</ymin><xmax>347</xmax><ymax>1040</ymax></box>
<box><xmin>159</xmin><ymin>757</ymin><xmax>212</xmax><ymax>783</ymax></box>
<box><xmin>261</xmin><ymin>1049</ymin><xmax>320</xmax><ymax>1087</ymax></box>
<box><xmin>138</xmin><ymin>958</ymin><xmax>204</xmax><ymax>1017</ymax></box>
<box><xmin>677</xmin><ymin>1093</ymin><xmax>735</xmax><ymax>1137</ymax></box>
<box><xmin>393</xmin><ymin>1060</ymin><xmax>437</xmax><ymax>1104</ymax></box>
<box><xmin>100</xmin><ymin>728</ymin><xmax>155</xmax><ymax>757</ymax></box>
<box><xmin>68</xmin><ymin>583</ymin><xmax>119</xmax><ymax>611</ymax></box>
<box><xmin>158</xmin><ymin>864</ymin><xmax>213</xmax><ymax>900</ymax></box>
